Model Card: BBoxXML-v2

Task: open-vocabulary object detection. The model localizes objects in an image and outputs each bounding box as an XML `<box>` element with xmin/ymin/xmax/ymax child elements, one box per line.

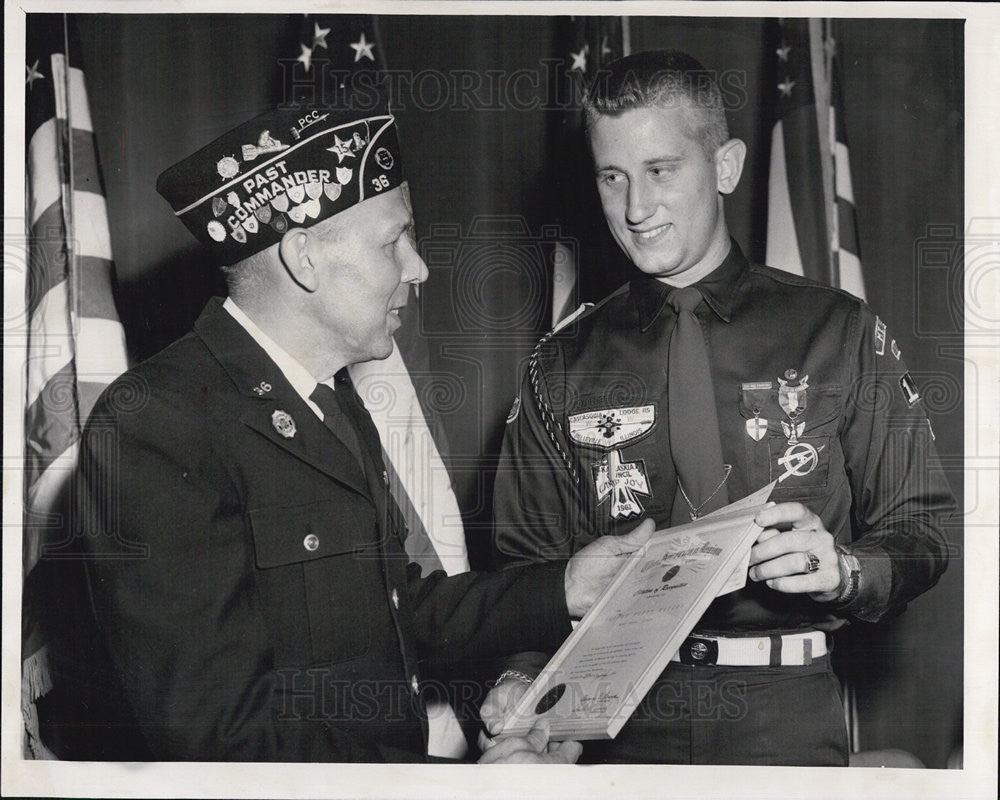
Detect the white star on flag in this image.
<box><xmin>766</xmin><ymin>19</ymin><xmax>867</xmax><ymax>302</ymax></box>
<box><xmin>26</xmin><ymin>59</ymin><xmax>44</xmax><ymax>87</ymax></box>
<box><xmin>570</xmin><ymin>47</ymin><xmax>587</xmax><ymax>72</ymax></box>
<box><xmin>326</xmin><ymin>134</ymin><xmax>356</xmax><ymax>163</ymax></box>
<box><xmin>297</xmin><ymin>43</ymin><xmax>313</xmax><ymax>72</ymax></box>
<box><xmin>313</xmin><ymin>22</ymin><xmax>330</xmax><ymax>49</ymax></box>
<box><xmin>350</xmin><ymin>32</ymin><xmax>375</xmax><ymax>62</ymax></box>
<box><xmin>776</xmin><ymin>42</ymin><xmax>791</xmax><ymax>62</ymax></box>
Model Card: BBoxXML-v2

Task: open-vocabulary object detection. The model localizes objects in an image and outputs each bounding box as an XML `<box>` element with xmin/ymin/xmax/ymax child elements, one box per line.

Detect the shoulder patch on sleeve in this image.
<box><xmin>899</xmin><ymin>372</ymin><xmax>921</xmax><ymax>406</ymax></box>
<box><xmin>506</xmin><ymin>394</ymin><xmax>521</xmax><ymax>424</ymax></box>
<box><xmin>874</xmin><ymin>316</ymin><xmax>887</xmax><ymax>356</ymax></box>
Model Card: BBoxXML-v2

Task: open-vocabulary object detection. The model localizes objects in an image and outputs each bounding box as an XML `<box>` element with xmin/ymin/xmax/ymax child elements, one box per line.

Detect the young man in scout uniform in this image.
<box><xmin>75</xmin><ymin>95</ymin><xmax>654</xmax><ymax>762</ymax></box>
<box><xmin>486</xmin><ymin>50</ymin><xmax>955</xmax><ymax>764</ymax></box>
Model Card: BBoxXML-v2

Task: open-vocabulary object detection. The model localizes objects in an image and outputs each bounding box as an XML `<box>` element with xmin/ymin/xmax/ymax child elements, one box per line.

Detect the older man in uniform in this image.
<box><xmin>75</xmin><ymin>97</ymin><xmax>653</xmax><ymax>762</ymax></box>
<box><xmin>486</xmin><ymin>51</ymin><xmax>954</xmax><ymax>765</ymax></box>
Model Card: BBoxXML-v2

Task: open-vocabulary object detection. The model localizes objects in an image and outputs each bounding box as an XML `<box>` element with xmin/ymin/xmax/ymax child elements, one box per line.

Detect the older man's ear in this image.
<box><xmin>278</xmin><ymin>228</ymin><xmax>319</xmax><ymax>292</ymax></box>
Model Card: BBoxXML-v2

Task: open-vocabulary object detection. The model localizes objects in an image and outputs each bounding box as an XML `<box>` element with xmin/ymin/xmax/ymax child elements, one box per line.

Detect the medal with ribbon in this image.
<box><xmin>740</xmin><ymin>381</ymin><xmax>772</xmax><ymax>442</ymax></box>
<box><xmin>777</xmin><ymin>369</ymin><xmax>808</xmax><ymax>444</ymax></box>
<box><xmin>775</xmin><ymin>369</ymin><xmax>825</xmax><ymax>481</ymax></box>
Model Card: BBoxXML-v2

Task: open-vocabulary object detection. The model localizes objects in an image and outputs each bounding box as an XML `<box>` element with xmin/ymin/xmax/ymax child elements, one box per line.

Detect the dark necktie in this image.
<box><xmin>331</xmin><ymin>370</ymin><xmax>386</xmax><ymax>471</ymax></box>
<box><xmin>667</xmin><ymin>286</ymin><xmax>730</xmax><ymax>525</ymax></box>
<box><xmin>315</xmin><ymin>371</ymin><xmax>409</xmax><ymax>546</ymax></box>
<box><xmin>309</xmin><ymin>381</ymin><xmax>365</xmax><ymax>468</ymax></box>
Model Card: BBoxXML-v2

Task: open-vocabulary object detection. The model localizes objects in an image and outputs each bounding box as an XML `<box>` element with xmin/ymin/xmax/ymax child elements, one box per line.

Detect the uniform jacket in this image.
<box><xmin>77</xmin><ymin>297</ymin><xmax>571</xmax><ymax>761</ymax></box>
<box><xmin>493</xmin><ymin>241</ymin><xmax>955</xmax><ymax>631</ymax></box>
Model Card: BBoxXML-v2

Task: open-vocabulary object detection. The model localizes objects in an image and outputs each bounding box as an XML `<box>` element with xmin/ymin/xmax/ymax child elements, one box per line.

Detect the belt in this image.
<box><xmin>670</xmin><ymin>630</ymin><xmax>827</xmax><ymax>667</ymax></box>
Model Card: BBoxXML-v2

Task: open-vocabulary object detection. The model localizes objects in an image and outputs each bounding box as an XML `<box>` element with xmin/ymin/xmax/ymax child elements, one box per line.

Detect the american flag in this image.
<box><xmin>22</xmin><ymin>13</ymin><xmax>129</xmax><ymax>757</ymax></box>
<box><xmin>766</xmin><ymin>18</ymin><xmax>866</xmax><ymax>300</ymax></box>
<box><xmin>283</xmin><ymin>14</ymin><xmax>470</xmax><ymax>757</ymax></box>
<box><xmin>284</xmin><ymin>14</ymin><xmax>469</xmax><ymax>579</ymax></box>
<box><xmin>764</xmin><ymin>18</ymin><xmax>865</xmax><ymax>751</ymax></box>
<box><xmin>550</xmin><ymin>16</ymin><xmax>626</xmax><ymax>326</ymax></box>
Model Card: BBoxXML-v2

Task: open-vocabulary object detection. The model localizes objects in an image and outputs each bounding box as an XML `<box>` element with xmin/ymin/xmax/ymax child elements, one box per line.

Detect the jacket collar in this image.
<box><xmin>193</xmin><ymin>297</ymin><xmax>369</xmax><ymax>496</ymax></box>
<box><xmin>633</xmin><ymin>237</ymin><xmax>749</xmax><ymax>332</ymax></box>
<box><xmin>195</xmin><ymin>297</ymin><xmax>296</xmax><ymax>400</ymax></box>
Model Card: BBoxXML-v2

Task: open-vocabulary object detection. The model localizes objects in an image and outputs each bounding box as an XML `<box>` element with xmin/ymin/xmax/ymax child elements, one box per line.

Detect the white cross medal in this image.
<box><xmin>568</xmin><ymin>405</ymin><xmax>656</xmax><ymax>520</ymax></box>
<box><xmin>740</xmin><ymin>381</ymin><xmax>772</xmax><ymax>441</ymax></box>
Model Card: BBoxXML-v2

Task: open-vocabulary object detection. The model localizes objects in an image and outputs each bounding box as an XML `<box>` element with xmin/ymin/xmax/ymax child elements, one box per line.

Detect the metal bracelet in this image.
<box><xmin>832</xmin><ymin>545</ymin><xmax>861</xmax><ymax>606</ymax></box>
<box><xmin>491</xmin><ymin>669</ymin><xmax>534</xmax><ymax>688</ymax></box>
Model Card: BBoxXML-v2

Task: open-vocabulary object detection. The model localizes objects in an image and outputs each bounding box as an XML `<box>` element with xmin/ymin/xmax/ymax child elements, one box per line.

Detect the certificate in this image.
<box><xmin>498</xmin><ymin>483</ymin><xmax>776</xmax><ymax>741</ymax></box>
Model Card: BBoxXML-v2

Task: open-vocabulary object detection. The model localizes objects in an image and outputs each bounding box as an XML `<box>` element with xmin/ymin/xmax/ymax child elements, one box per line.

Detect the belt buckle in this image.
<box><xmin>679</xmin><ymin>636</ymin><xmax>719</xmax><ymax>666</ymax></box>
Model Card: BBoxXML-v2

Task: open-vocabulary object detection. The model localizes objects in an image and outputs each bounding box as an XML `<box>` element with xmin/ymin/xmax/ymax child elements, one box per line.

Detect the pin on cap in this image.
<box><xmin>156</xmin><ymin>95</ymin><xmax>405</xmax><ymax>265</ymax></box>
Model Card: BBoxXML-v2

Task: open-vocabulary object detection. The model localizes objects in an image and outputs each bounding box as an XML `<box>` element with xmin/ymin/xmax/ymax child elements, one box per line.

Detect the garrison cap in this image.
<box><xmin>156</xmin><ymin>98</ymin><xmax>405</xmax><ymax>264</ymax></box>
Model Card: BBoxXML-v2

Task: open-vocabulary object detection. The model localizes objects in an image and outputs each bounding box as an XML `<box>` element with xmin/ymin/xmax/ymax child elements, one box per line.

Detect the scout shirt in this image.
<box><xmin>493</xmin><ymin>241</ymin><xmax>954</xmax><ymax>632</ymax></box>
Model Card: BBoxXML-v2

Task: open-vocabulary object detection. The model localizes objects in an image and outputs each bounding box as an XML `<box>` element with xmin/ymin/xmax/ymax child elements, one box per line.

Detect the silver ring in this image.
<box><xmin>805</xmin><ymin>552</ymin><xmax>821</xmax><ymax>573</ymax></box>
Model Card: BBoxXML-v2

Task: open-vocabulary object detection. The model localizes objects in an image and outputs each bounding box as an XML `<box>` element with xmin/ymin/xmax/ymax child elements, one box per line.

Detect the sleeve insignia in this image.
<box><xmin>899</xmin><ymin>372</ymin><xmax>921</xmax><ymax>406</ymax></box>
<box><xmin>506</xmin><ymin>395</ymin><xmax>521</xmax><ymax>424</ymax></box>
<box><xmin>874</xmin><ymin>316</ymin><xmax>887</xmax><ymax>356</ymax></box>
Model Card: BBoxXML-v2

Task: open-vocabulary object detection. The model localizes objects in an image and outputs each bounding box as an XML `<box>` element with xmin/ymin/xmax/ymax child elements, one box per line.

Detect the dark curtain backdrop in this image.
<box><xmin>72</xmin><ymin>13</ymin><xmax>963</xmax><ymax>767</ymax></box>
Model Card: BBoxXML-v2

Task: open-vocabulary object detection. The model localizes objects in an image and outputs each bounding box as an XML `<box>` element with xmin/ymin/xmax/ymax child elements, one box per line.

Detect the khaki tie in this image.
<box><xmin>667</xmin><ymin>286</ymin><xmax>730</xmax><ymax>525</ymax></box>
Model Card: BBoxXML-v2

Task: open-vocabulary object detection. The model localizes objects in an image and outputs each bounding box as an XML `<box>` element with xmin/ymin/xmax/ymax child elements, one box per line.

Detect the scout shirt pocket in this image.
<box><xmin>250</xmin><ymin>496</ymin><xmax>375</xmax><ymax>667</ymax></box>
<box><xmin>738</xmin><ymin>381</ymin><xmax>842</xmax><ymax>499</ymax></box>
<box><xmin>566</xmin><ymin>395</ymin><xmax>667</xmax><ymax>523</ymax></box>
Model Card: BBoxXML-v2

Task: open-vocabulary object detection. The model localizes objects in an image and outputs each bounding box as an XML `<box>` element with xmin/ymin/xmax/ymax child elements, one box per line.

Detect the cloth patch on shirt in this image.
<box><xmin>874</xmin><ymin>316</ymin><xmax>887</xmax><ymax>356</ymax></box>
<box><xmin>899</xmin><ymin>372</ymin><xmax>921</xmax><ymax>406</ymax></box>
<box><xmin>568</xmin><ymin>405</ymin><xmax>655</xmax><ymax>450</ymax></box>
<box><xmin>768</xmin><ymin>437</ymin><xmax>829</xmax><ymax>487</ymax></box>
<box><xmin>593</xmin><ymin>454</ymin><xmax>651</xmax><ymax>519</ymax></box>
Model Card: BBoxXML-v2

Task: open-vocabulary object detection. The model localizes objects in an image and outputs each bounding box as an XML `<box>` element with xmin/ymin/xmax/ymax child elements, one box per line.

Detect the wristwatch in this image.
<box><xmin>832</xmin><ymin>544</ymin><xmax>861</xmax><ymax>607</ymax></box>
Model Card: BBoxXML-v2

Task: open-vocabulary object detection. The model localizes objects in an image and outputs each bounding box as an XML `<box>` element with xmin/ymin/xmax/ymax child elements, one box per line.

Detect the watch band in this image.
<box><xmin>832</xmin><ymin>544</ymin><xmax>861</xmax><ymax>607</ymax></box>
<box><xmin>490</xmin><ymin>669</ymin><xmax>534</xmax><ymax>688</ymax></box>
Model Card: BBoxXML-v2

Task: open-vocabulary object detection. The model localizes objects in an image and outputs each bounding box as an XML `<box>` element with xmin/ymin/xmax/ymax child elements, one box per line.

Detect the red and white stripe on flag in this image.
<box><xmin>766</xmin><ymin>18</ymin><xmax>866</xmax><ymax>301</ymax></box>
<box><xmin>23</xmin><ymin>13</ymin><xmax>128</xmax><ymax>758</ymax></box>
<box><xmin>350</xmin><ymin>340</ymin><xmax>470</xmax><ymax>577</ymax></box>
<box><xmin>284</xmin><ymin>13</ymin><xmax>470</xmax><ymax>578</ymax></box>
<box><xmin>286</xmin><ymin>14</ymin><xmax>472</xmax><ymax>757</ymax></box>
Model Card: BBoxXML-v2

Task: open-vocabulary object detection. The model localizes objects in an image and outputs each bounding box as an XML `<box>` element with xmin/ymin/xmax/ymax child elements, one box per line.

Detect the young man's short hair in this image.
<box><xmin>583</xmin><ymin>50</ymin><xmax>730</xmax><ymax>158</ymax></box>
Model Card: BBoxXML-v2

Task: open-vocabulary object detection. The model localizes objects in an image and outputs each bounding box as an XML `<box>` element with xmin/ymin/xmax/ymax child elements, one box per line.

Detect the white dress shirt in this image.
<box><xmin>223</xmin><ymin>296</ymin><xmax>334</xmax><ymax>420</ymax></box>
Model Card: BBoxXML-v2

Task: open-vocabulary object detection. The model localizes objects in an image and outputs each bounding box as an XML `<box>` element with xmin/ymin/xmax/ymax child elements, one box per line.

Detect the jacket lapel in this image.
<box><xmin>193</xmin><ymin>298</ymin><xmax>369</xmax><ymax>497</ymax></box>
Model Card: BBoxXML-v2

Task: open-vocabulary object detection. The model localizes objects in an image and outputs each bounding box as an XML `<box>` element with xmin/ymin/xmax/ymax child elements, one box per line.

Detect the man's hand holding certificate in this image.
<box><xmin>494</xmin><ymin>483</ymin><xmax>777</xmax><ymax>742</ymax></box>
